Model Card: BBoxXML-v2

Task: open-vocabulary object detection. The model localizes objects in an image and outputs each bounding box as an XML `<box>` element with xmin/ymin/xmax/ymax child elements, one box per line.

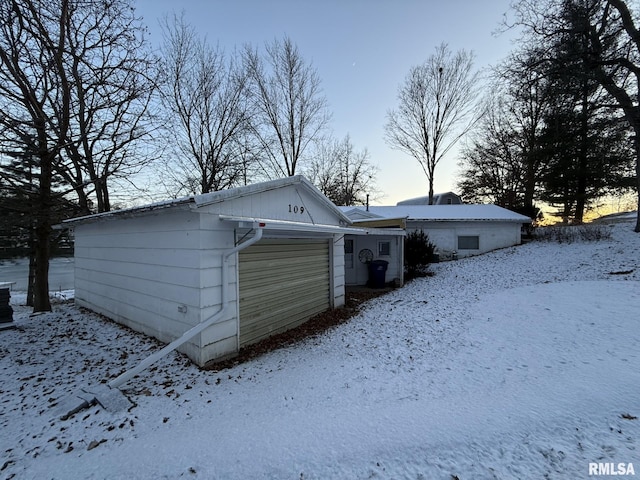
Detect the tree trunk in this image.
<box><xmin>33</xmin><ymin>221</ymin><xmax>51</xmax><ymax>312</ymax></box>
<box><xmin>523</xmin><ymin>163</ymin><xmax>537</xmax><ymax>211</ymax></box>
<box><xmin>428</xmin><ymin>162</ymin><xmax>436</xmax><ymax>205</ymax></box>
<box><xmin>74</xmin><ymin>184</ymin><xmax>92</xmax><ymax>216</ymax></box>
<box><xmin>27</xmin><ymin>248</ymin><xmax>36</xmax><ymax>307</ymax></box>
<box><xmin>33</xmin><ymin>148</ymin><xmax>52</xmax><ymax>313</ymax></box>
<box><xmin>97</xmin><ymin>180</ymin><xmax>110</xmax><ymax>213</ymax></box>
<box><xmin>574</xmin><ymin>86</ymin><xmax>590</xmax><ymax>224</ymax></box>
<box><xmin>635</xmin><ymin>134</ymin><xmax>640</xmax><ymax>233</ymax></box>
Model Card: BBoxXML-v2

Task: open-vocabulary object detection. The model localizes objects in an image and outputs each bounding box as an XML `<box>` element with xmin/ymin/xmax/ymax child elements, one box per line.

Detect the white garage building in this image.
<box><xmin>341</xmin><ymin>204</ymin><xmax>531</xmax><ymax>260</ymax></box>
<box><xmin>65</xmin><ymin>176</ymin><xmax>401</xmax><ymax>367</ymax></box>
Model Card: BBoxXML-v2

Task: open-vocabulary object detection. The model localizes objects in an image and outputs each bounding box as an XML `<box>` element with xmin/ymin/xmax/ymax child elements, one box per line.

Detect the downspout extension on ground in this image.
<box><xmin>108</xmin><ymin>225</ymin><xmax>264</xmax><ymax>389</ymax></box>
<box><xmin>56</xmin><ymin>224</ymin><xmax>265</xmax><ymax>419</ymax></box>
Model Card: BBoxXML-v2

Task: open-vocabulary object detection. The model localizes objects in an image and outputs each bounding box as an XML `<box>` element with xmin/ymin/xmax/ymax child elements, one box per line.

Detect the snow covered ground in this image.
<box><xmin>1</xmin><ymin>221</ymin><xmax>639</xmax><ymax>479</ymax></box>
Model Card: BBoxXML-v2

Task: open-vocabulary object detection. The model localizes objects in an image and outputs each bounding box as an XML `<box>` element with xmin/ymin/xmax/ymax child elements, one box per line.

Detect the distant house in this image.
<box><xmin>64</xmin><ymin>176</ymin><xmax>404</xmax><ymax>366</ymax></box>
<box><xmin>397</xmin><ymin>192</ymin><xmax>462</xmax><ymax>206</ymax></box>
<box><xmin>341</xmin><ymin>204</ymin><xmax>531</xmax><ymax>261</ymax></box>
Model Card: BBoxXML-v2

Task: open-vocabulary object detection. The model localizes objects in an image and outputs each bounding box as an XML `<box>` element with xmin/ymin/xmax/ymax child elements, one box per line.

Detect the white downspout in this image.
<box><xmin>108</xmin><ymin>225</ymin><xmax>264</xmax><ymax>389</ymax></box>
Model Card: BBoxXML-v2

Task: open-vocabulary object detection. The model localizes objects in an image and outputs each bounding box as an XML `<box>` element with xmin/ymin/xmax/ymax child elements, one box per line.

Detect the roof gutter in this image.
<box><xmin>218</xmin><ymin>214</ymin><xmax>403</xmax><ymax>236</ymax></box>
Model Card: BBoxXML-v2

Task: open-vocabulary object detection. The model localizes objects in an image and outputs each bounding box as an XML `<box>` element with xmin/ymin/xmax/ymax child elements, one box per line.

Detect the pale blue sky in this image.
<box><xmin>135</xmin><ymin>0</ymin><xmax>518</xmax><ymax>204</ymax></box>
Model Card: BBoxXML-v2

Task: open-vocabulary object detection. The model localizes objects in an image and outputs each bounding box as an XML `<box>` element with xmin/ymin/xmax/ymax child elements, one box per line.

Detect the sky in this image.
<box><xmin>134</xmin><ymin>0</ymin><xmax>519</xmax><ymax>205</ymax></box>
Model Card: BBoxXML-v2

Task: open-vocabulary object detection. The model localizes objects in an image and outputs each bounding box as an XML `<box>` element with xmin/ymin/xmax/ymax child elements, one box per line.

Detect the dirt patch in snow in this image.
<box><xmin>204</xmin><ymin>287</ymin><xmax>392</xmax><ymax>371</ymax></box>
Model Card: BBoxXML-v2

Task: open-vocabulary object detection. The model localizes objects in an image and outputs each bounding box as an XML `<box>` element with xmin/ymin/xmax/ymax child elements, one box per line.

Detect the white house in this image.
<box><xmin>337</xmin><ymin>215</ymin><xmax>406</xmax><ymax>287</ymax></box>
<box><xmin>64</xmin><ymin>176</ymin><xmax>403</xmax><ymax>366</ymax></box>
<box><xmin>396</xmin><ymin>192</ymin><xmax>462</xmax><ymax>205</ymax></box>
<box><xmin>341</xmin><ymin>204</ymin><xmax>531</xmax><ymax>260</ymax></box>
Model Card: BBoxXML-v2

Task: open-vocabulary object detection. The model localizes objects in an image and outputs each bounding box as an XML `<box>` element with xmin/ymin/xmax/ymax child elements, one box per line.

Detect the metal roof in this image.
<box><xmin>340</xmin><ymin>205</ymin><xmax>532</xmax><ymax>223</ymax></box>
<box><xmin>64</xmin><ymin>176</ymin><xmax>352</xmax><ymax>226</ymax></box>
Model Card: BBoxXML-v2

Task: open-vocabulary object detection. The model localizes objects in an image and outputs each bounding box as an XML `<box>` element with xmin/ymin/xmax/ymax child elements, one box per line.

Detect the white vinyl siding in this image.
<box><xmin>238</xmin><ymin>239</ymin><xmax>330</xmax><ymax>346</ymax></box>
<box><xmin>73</xmin><ymin>210</ymin><xmax>239</xmax><ymax>365</ymax></box>
<box><xmin>70</xmin><ymin>178</ymin><xmax>353</xmax><ymax>366</ymax></box>
<box><xmin>411</xmin><ymin>221</ymin><xmax>522</xmax><ymax>259</ymax></box>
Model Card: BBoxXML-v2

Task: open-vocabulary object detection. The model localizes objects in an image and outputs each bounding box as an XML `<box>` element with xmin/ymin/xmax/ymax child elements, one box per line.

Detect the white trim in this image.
<box><xmin>194</xmin><ymin>176</ymin><xmax>354</xmax><ymax>225</ymax></box>
<box><xmin>218</xmin><ymin>215</ymin><xmax>405</xmax><ymax>237</ymax></box>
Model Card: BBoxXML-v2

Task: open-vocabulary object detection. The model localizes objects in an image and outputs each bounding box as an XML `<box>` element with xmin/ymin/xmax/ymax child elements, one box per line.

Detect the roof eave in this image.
<box><xmin>62</xmin><ymin>197</ymin><xmax>195</xmax><ymax>227</ymax></box>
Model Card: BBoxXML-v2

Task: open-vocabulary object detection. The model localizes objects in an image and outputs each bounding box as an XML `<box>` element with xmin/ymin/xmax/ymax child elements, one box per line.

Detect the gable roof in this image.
<box><xmin>397</xmin><ymin>192</ymin><xmax>462</xmax><ymax>205</ymax></box>
<box><xmin>64</xmin><ymin>176</ymin><xmax>352</xmax><ymax>226</ymax></box>
<box><xmin>340</xmin><ymin>205</ymin><xmax>532</xmax><ymax>223</ymax></box>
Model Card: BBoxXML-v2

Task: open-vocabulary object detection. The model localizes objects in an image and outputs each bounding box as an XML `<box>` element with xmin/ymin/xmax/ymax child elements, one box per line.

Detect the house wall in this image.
<box><xmin>432</xmin><ymin>193</ymin><xmax>462</xmax><ymax>205</ymax></box>
<box><xmin>198</xmin><ymin>186</ymin><xmax>349</xmax><ymax>321</ymax></box>
<box><xmin>410</xmin><ymin>220</ymin><xmax>522</xmax><ymax>259</ymax></box>
<box><xmin>198</xmin><ymin>185</ymin><xmax>341</xmax><ymax>225</ymax></box>
<box><xmin>345</xmin><ymin>235</ymin><xmax>403</xmax><ymax>286</ymax></box>
<box><xmin>195</xmin><ymin>214</ymin><xmax>241</xmax><ymax>365</ymax></box>
<box><xmin>74</xmin><ymin>208</ymin><xmax>239</xmax><ymax>365</ymax></box>
<box><xmin>73</xmin><ymin>180</ymin><xmax>356</xmax><ymax>366</ymax></box>
<box><xmin>74</xmin><ymin>207</ymin><xmax>348</xmax><ymax>366</ymax></box>
<box><xmin>397</xmin><ymin>192</ymin><xmax>462</xmax><ymax>205</ymax></box>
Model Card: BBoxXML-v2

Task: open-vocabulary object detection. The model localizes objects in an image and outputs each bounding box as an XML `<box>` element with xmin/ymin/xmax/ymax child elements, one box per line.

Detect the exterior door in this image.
<box><xmin>344</xmin><ymin>238</ymin><xmax>356</xmax><ymax>285</ymax></box>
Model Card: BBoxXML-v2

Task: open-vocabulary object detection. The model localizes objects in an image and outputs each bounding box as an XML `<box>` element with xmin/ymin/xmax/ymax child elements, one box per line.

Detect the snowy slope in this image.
<box><xmin>1</xmin><ymin>222</ymin><xmax>639</xmax><ymax>479</ymax></box>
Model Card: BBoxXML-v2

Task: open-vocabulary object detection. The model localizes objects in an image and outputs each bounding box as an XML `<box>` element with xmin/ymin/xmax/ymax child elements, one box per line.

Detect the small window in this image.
<box><xmin>344</xmin><ymin>239</ymin><xmax>354</xmax><ymax>269</ymax></box>
<box><xmin>345</xmin><ymin>239</ymin><xmax>354</xmax><ymax>254</ymax></box>
<box><xmin>378</xmin><ymin>241</ymin><xmax>391</xmax><ymax>256</ymax></box>
<box><xmin>458</xmin><ymin>235</ymin><xmax>479</xmax><ymax>250</ymax></box>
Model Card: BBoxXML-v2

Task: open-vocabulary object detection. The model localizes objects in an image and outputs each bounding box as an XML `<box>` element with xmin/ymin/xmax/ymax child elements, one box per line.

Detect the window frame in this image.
<box><xmin>457</xmin><ymin>235</ymin><xmax>480</xmax><ymax>250</ymax></box>
<box><xmin>345</xmin><ymin>238</ymin><xmax>354</xmax><ymax>254</ymax></box>
<box><xmin>377</xmin><ymin>240</ymin><xmax>391</xmax><ymax>256</ymax></box>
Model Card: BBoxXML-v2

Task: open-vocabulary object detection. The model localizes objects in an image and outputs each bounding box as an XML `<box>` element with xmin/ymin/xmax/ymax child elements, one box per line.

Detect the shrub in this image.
<box><xmin>532</xmin><ymin>224</ymin><xmax>612</xmax><ymax>243</ymax></box>
<box><xmin>404</xmin><ymin>229</ymin><xmax>436</xmax><ymax>279</ymax></box>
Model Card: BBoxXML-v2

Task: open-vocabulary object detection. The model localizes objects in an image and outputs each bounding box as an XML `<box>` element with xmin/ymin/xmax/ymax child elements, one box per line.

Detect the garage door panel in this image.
<box><xmin>240</xmin><ymin>282</ymin><xmax>330</xmax><ymax>314</ymax></box>
<box><xmin>240</xmin><ymin>243</ymin><xmax>328</xmax><ymax>259</ymax></box>
<box><xmin>240</xmin><ymin>251</ymin><xmax>328</xmax><ymax>272</ymax></box>
<box><xmin>240</xmin><ymin>298</ymin><xmax>330</xmax><ymax>345</ymax></box>
<box><xmin>239</xmin><ymin>270</ymin><xmax>329</xmax><ymax>294</ymax></box>
<box><xmin>241</xmin><ymin>296</ymin><xmax>329</xmax><ymax>329</ymax></box>
<box><xmin>240</xmin><ymin>258</ymin><xmax>328</xmax><ymax>278</ymax></box>
<box><xmin>239</xmin><ymin>239</ymin><xmax>330</xmax><ymax>347</ymax></box>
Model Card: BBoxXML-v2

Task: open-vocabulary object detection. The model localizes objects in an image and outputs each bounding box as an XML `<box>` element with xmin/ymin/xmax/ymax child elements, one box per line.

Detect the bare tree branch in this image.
<box><xmin>158</xmin><ymin>13</ymin><xmax>249</xmax><ymax>195</ymax></box>
<box><xmin>243</xmin><ymin>36</ymin><xmax>330</xmax><ymax>178</ymax></box>
<box><xmin>385</xmin><ymin>43</ymin><xmax>483</xmax><ymax>204</ymax></box>
<box><xmin>307</xmin><ymin>135</ymin><xmax>378</xmax><ymax>206</ymax></box>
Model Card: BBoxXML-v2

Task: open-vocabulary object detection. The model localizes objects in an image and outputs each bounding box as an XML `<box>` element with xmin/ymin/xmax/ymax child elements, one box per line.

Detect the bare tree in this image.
<box><xmin>0</xmin><ymin>0</ymin><xmax>157</xmax><ymax>311</ymax></box>
<box><xmin>385</xmin><ymin>43</ymin><xmax>482</xmax><ymax>205</ymax></box>
<box><xmin>458</xmin><ymin>94</ymin><xmax>529</xmax><ymax>209</ymax></box>
<box><xmin>243</xmin><ymin>36</ymin><xmax>330</xmax><ymax>179</ymax></box>
<box><xmin>0</xmin><ymin>0</ymin><xmax>73</xmax><ymax>311</ymax></box>
<box><xmin>307</xmin><ymin>135</ymin><xmax>378</xmax><ymax>206</ymax></box>
<box><xmin>57</xmin><ymin>0</ymin><xmax>158</xmax><ymax>213</ymax></box>
<box><xmin>158</xmin><ymin>13</ymin><xmax>249</xmax><ymax>195</ymax></box>
<box><xmin>0</xmin><ymin>142</ymin><xmax>82</xmax><ymax>306</ymax></box>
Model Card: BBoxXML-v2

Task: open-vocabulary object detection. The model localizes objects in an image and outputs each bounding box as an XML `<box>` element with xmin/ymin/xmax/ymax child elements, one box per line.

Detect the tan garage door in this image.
<box><xmin>238</xmin><ymin>238</ymin><xmax>331</xmax><ymax>347</ymax></box>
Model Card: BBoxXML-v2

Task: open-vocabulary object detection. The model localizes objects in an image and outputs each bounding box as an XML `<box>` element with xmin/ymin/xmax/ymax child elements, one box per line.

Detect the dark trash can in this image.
<box><xmin>0</xmin><ymin>288</ymin><xmax>13</xmax><ymax>324</ymax></box>
<box><xmin>368</xmin><ymin>260</ymin><xmax>389</xmax><ymax>288</ymax></box>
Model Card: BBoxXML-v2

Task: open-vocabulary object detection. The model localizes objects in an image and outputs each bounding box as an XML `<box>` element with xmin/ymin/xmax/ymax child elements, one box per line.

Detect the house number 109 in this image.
<box><xmin>288</xmin><ymin>204</ymin><xmax>305</xmax><ymax>214</ymax></box>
